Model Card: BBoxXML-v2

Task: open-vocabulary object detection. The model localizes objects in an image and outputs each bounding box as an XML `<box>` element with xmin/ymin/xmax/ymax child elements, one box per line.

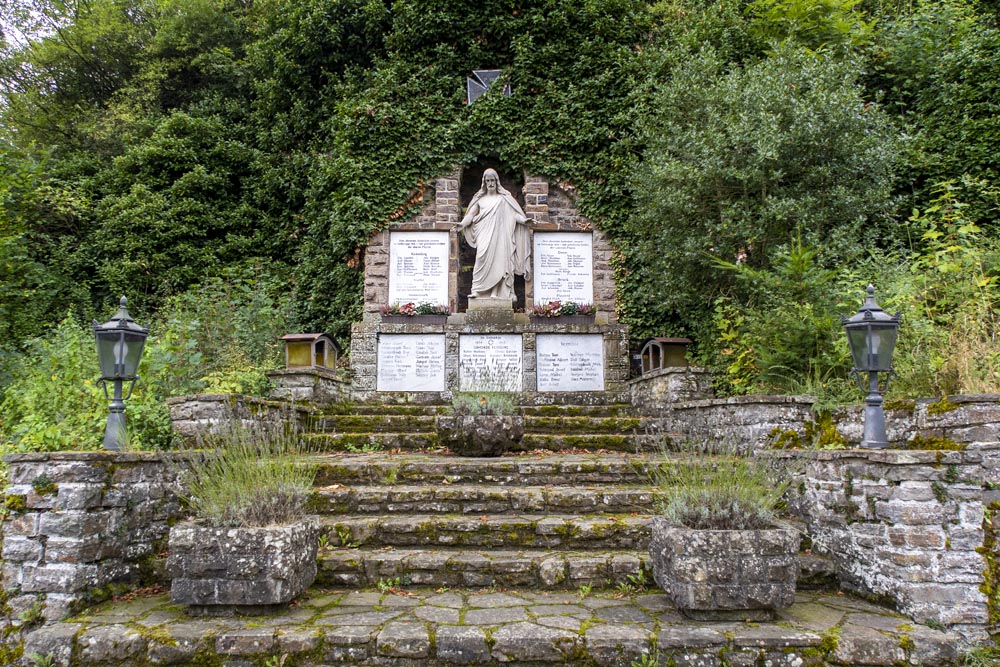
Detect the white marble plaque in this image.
<box><xmin>459</xmin><ymin>334</ymin><xmax>522</xmax><ymax>392</ymax></box>
<box><xmin>388</xmin><ymin>231</ymin><xmax>450</xmax><ymax>306</ymax></box>
<box><xmin>533</xmin><ymin>232</ymin><xmax>593</xmax><ymax>304</ymax></box>
<box><xmin>536</xmin><ymin>334</ymin><xmax>604</xmax><ymax>392</ymax></box>
<box><xmin>377</xmin><ymin>334</ymin><xmax>446</xmax><ymax>392</ymax></box>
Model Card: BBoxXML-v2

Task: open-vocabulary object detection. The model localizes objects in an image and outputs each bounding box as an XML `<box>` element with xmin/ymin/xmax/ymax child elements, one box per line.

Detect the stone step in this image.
<box><xmin>519</xmin><ymin>433</ymin><xmax>660</xmax><ymax>452</ymax></box>
<box><xmin>316</xmin><ymin>547</ymin><xmax>652</xmax><ymax>590</ymax></box>
<box><xmin>312</xmin><ymin>453</ymin><xmax>661</xmax><ymax>487</ymax></box>
<box><xmin>304</xmin><ymin>432</ymin><xmax>438</xmax><ymax>452</ymax></box>
<box><xmin>308</xmin><ymin>484</ymin><xmax>661</xmax><ymax>515</ymax></box>
<box><xmin>308</xmin><ymin>414</ymin><xmax>651</xmax><ymax>435</ymax></box>
<box><xmin>522</xmin><ymin>415</ymin><xmax>648</xmax><ymax>434</ymax></box>
<box><xmin>37</xmin><ymin>589</ymin><xmax>960</xmax><ymax>667</ymax></box>
<box><xmin>311</xmin><ymin>414</ymin><xmax>438</xmax><ymax>433</ymax></box>
<box><xmin>317</xmin><ymin>548</ymin><xmax>839</xmax><ymax>593</ymax></box>
<box><xmin>520</xmin><ymin>403</ymin><xmax>636</xmax><ymax>417</ymax></box>
<box><xmin>321</xmin><ymin>513</ymin><xmax>651</xmax><ymax>549</ymax></box>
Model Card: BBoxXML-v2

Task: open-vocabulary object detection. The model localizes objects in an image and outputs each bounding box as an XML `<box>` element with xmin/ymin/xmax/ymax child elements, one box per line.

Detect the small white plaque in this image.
<box><xmin>536</xmin><ymin>334</ymin><xmax>604</xmax><ymax>392</ymax></box>
<box><xmin>459</xmin><ymin>334</ymin><xmax>523</xmax><ymax>392</ymax></box>
<box><xmin>377</xmin><ymin>334</ymin><xmax>446</xmax><ymax>392</ymax></box>
<box><xmin>533</xmin><ymin>232</ymin><xmax>594</xmax><ymax>305</ymax></box>
<box><xmin>388</xmin><ymin>231</ymin><xmax>450</xmax><ymax>306</ymax></box>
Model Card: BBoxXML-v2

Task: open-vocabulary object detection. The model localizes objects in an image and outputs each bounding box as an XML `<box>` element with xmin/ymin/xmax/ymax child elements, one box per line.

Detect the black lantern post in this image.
<box><xmin>841</xmin><ymin>285</ymin><xmax>901</xmax><ymax>449</ymax></box>
<box><xmin>93</xmin><ymin>297</ymin><xmax>148</xmax><ymax>450</ymax></box>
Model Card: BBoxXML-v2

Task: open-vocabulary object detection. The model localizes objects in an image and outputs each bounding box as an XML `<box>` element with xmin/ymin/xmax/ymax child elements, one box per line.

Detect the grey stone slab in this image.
<box><xmin>491</xmin><ymin>621</ymin><xmax>579</xmax><ymax>662</ymax></box>
<box><xmin>845</xmin><ymin>611</ymin><xmax>912</xmax><ymax>633</ymax></box>
<box><xmin>414</xmin><ymin>605</ymin><xmax>461</xmax><ymax>623</ymax></box>
<box><xmin>23</xmin><ymin>623</ymin><xmax>81</xmax><ymax>667</ymax></box>
<box><xmin>536</xmin><ymin>615</ymin><xmax>584</xmax><ymax>631</ymax></box>
<box><xmin>586</xmin><ymin>624</ymin><xmax>652</xmax><ymax>667</ymax></box>
<box><xmin>834</xmin><ymin>624</ymin><xmax>906</xmax><ymax>665</ymax></box>
<box><xmin>729</xmin><ymin>625</ymin><xmax>822</xmax><ymax>648</ymax></box>
<box><xmin>530</xmin><ymin>603</ymin><xmax>590</xmax><ymax>618</ymax></box>
<box><xmin>635</xmin><ymin>593</ymin><xmax>674</xmax><ymax>612</ymax></box>
<box><xmin>658</xmin><ymin>626</ymin><xmax>728</xmax><ymax>648</ymax></box>
<box><xmin>906</xmin><ymin>625</ymin><xmax>961</xmax><ymax>665</ymax></box>
<box><xmin>275</xmin><ymin>629</ymin><xmax>321</xmax><ymax>653</ymax></box>
<box><xmin>378</xmin><ymin>593</ymin><xmax>421</xmax><ymax>607</ymax></box>
<box><xmin>582</xmin><ymin>596</ymin><xmax>630</xmax><ymax>608</ymax></box>
<box><xmin>437</xmin><ymin>625</ymin><xmax>491</xmax><ymax>664</ymax></box>
<box><xmin>465</xmin><ymin>605</ymin><xmax>529</xmax><ymax>625</ymax></box>
<box><xmin>377</xmin><ymin>622</ymin><xmax>431</xmax><ymax>658</ymax></box>
<box><xmin>320</xmin><ymin>610</ymin><xmax>404</xmax><ymax>625</ymax></box>
<box><xmin>77</xmin><ymin>625</ymin><xmax>147</xmax><ymax>663</ymax></box>
<box><xmin>776</xmin><ymin>601</ymin><xmax>846</xmax><ymax>631</ymax></box>
<box><xmin>338</xmin><ymin>591</ymin><xmax>383</xmax><ymax>606</ymax></box>
<box><xmin>215</xmin><ymin>628</ymin><xmax>276</xmax><ymax>656</ymax></box>
<box><xmin>597</xmin><ymin>605</ymin><xmax>653</xmax><ymax>623</ymax></box>
<box><xmin>467</xmin><ymin>592</ymin><xmax>528</xmax><ymax>607</ymax></box>
<box><xmin>426</xmin><ymin>592</ymin><xmax>465</xmax><ymax>608</ymax></box>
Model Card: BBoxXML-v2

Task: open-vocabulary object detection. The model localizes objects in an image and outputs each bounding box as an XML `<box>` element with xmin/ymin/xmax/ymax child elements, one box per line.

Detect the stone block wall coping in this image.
<box><xmin>265</xmin><ymin>368</ymin><xmax>349</xmax><ymax>382</ymax></box>
<box><xmin>668</xmin><ymin>394</ymin><xmax>818</xmax><ymax>409</ymax></box>
<box><xmin>2</xmin><ymin>451</ymin><xmax>198</xmax><ymax>464</ymax></box>
<box><xmin>626</xmin><ymin>367</ymin><xmax>712</xmax><ymax>384</ymax></box>
<box><xmin>164</xmin><ymin>393</ymin><xmax>315</xmax><ymax>412</ymax></box>
<box><xmin>766</xmin><ymin>447</ymin><xmax>993</xmax><ymax>465</ymax></box>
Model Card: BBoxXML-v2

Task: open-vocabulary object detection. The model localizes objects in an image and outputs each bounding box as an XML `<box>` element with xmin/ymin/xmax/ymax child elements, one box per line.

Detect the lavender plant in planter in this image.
<box><xmin>167</xmin><ymin>414</ymin><xmax>319</xmax><ymax>615</ymax></box>
<box><xmin>647</xmin><ymin>443</ymin><xmax>799</xmax><ymax>620</ymax></box>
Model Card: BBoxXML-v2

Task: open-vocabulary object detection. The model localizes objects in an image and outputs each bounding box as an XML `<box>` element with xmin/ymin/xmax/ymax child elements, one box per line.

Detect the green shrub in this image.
<box><xmin>651</xmin><ymin>441</ymin><xmax>793</xmax><ymax>530</ymax></box>
<box><xmin>177</xmin><ymin>412</ymin><xmax>317</xmax><ymax>528</ymax></box>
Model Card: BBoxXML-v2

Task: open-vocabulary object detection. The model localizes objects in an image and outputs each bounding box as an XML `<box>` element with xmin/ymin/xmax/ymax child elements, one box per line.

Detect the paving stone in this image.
<box><xmin>906</xmin><ymin>624</ymin><xmax>961</xmax><ymax>665</ymax></box>
<box><xmin>339</xmin><ymin>591</ymin><xmax>382</xmax><ymax>606</ymax></box>
<box><xmin>426</xmin><ymin>592</ymin><xmax>465</xmax><ymax>607</ymax></box>
<box><xmin>834</xmin><ymin>624</ymin><xmax>906</xmax><ymax>665</ymax></box>
<box><xmin>776</xmin><ymin>600</ymin><xmax>846</xmax><ymax>631</ymax></box>
<box><xmin>78</xmin><ymin>625</ymin><xmax>146</xmax><ymax>663</ymax></box>
<box><xmin>597</xmin><ymin>605</ymin><xmax>652</xmax><ymax>623</ymax></box>
<box><xmin>23</xmin><ymin>623</ymin><xmax>81</xmax><ymax>667</ymax></box>
<box><xmin>491</xmin><ymin>621</ymin><xmax>579</xmax><ymax>662</ymax></box>
<box><xmin>377</xmin><ymin>622</ymin><xmax>431</xmax><ymax>657</ymax></box>
<box><xmin>635</xmin><ymin>593</ymin><xmax>674</xmax><ymax>612</ymax></box>
<box><xmin>436</xmin><ymin>625</ymin><xmax>491</xmax><ymax>664</ymax></box>
<box><xmin>468</xmin><ymin>592</ymin><xmax>528</xmax><ymax>607</ymax></box>
<box><xmin>275</xmin><ymin>629</ymin><xmax>321</xmax><ymax>653</ymax></box>
<box><xmin>658</xmin><ymin>626</ymin><xmax>728</xmax><ymax>648</ymax></box>
<box><xmin>148</xmin><ymin>622</ymin><xmax>213</xmax><ymax>665</ymax></box>
<box><xmin>530</xmin><ymin>603</ymin><xmax>590</xmax><ymax>618</ymax></box>
<box><xmin>465</xmin><ymin>605</ymin><xmax>529</xmax><ymax>625</ymax></box>
<box><xmin>378</xmin><ymin>593</ymin><xmax>421</xmax><ymax>607</ymax></box>
<box><xmin>586</xmin><ymin>624</ymin><xmax>652</xmax><ymax>667</ymax></box>
<box><xmin>215</xmin><ymin>627</ymin><xmax>276</xmax><ymax>655</ymax></box>
<box><xmin>536</xmin><ymin>615</ymin><xmax>584</xmax><ymax>631</ymax></box>
<box><xmin>729</xmin><ymin>625</ymin><xmax>822</xmax><ymax>648</ymax></box>
<box><xmin>414</xmin><ymin>604</ymin><xmax>461</xmax><ymax>622</ymax></box>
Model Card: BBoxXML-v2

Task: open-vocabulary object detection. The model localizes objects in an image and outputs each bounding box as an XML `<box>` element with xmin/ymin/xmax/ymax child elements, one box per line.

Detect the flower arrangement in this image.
<box><xmin>380</xmin><ymin>302</ymin><xmax>451</xmax><ymax>316</ymax></box>
<box><xmin>528</xmin><ymin>300</ymin><xmax>595</xmax><ymax>317</ymax></box>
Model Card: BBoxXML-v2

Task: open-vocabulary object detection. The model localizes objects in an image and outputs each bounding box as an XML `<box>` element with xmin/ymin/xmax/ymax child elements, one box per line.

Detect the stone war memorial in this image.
<box><xmin>5</xmin><ymin>159</ymin><xmax>1000</xmax><ymax>667</ymax></box>
<box><xmin>350</xmin><ymin>162</ymin><xmax>628</xmax><ymax>403</ymax></box>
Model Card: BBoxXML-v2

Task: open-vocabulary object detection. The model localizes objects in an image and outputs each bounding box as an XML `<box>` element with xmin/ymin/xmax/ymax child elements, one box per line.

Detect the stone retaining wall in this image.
<box><xmin>166</xmin><ymin>394</ymin><xmax>313</xmax><ymax>439</ymax></box>
<box><xmin>0</xmin><ymin>453</ymin><xmax>185</xmax><ymax>624</ymax></box>
<box><xmin>785</xmin><ymin>448</ymin><xmax>1000</xmax><ymax>643</ymax></box>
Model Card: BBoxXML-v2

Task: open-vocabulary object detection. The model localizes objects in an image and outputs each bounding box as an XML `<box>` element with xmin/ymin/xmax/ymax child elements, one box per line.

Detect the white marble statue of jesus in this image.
<box><xmin>457</xmin><ymin>168</ymin><xmax>532</xmax><ymax>300</ymax></box>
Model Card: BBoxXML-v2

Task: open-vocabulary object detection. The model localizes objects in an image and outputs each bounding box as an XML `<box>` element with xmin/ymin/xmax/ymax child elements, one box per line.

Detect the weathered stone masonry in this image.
<box><xmin>1</xmin><ymin>453</ymin><xmax>185</xmax><ymax>623</ymax></box>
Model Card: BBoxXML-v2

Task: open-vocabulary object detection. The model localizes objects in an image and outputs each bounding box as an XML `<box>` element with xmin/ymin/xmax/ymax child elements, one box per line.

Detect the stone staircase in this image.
<box><xmin>310</xmin><ymin>452</ymin><xmax>662</xmax><ymax>591</ymax></box>
<box><xmin>304</xmin><ymin>403</ymin><xmax>663</xmax><ymax>453</ymax></box>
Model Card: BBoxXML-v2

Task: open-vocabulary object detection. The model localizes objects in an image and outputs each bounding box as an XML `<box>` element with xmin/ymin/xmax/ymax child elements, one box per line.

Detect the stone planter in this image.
<box><xmin>648</xmin><ymin>517</ymin><xmax>799</xmax><ymax>620</ymax></box>
<box><xmin>530</xmin><ymin>315</ymin><xmax>595</xmax><ymax>326</ymax></box>
<box><xmin>167</xmin><ymin>517</ymin><xmax>319</xmax><ymax>615</ymax></box>
<box><xmin>381</xmin><ymin>314</ymin><xmax>448</xmax><ymax>325</ymax></box>
<box><xmin>436</xmin><ymin>415</ymin><xmax>524</xmax><ymax>456</ymax></box>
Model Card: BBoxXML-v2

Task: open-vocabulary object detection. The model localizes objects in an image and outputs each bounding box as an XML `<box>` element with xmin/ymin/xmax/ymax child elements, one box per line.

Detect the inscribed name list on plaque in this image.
<box><xmin>459</xmin><ymin>334</ymin><xmax>523</xmax><ymax>392</ymax></box>
<box><xmin>536</xmin><ymin>334</ymin><xmax>604</xmax><ymax>392</ymax></box>
<box><xmin>388</xmin><ymin>231</ymin><xmax>450</xmax><ymax>305</ymax></box>
<box><xmin>377</xmin><ymin>334</ymin><xmax>446</xmax><ymax>392</ymax></box>
<box><xmin>533</xmin><ymin>232</ymin><xmax>594</xmax><ymax>304</ymax></box>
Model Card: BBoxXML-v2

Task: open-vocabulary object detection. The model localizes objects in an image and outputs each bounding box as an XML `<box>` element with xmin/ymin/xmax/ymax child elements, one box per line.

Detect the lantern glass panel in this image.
<box><xmin>870</xmin><ymin>323</ymin><xmax>898</xmax><ymax>371</ymax></box>
<box><xmin>121</xmin><ymin>331</ymin><xmax>147</xmax><ymax>377</ymax></box>
<box><xmin>847</xmin><ymin>326</ymin><xmax>870</xmax><ymax>371</ymax></box>
<box><xmin>315</xmin><ymin>341</ymin><xmax>326</xmax><ymax>368</ymax></box>
<box><xmin>287</xmin><ymin>341</ymin><xmax>313</xmax><ymax>368</ymax></box>
<box><xmin>96</xmin><ymin>331</ymin><xmax>121</xmax><ymax>378</ymax></box>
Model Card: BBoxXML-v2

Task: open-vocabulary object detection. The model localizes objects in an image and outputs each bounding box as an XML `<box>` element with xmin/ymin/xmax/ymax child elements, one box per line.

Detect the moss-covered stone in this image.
<box><xmin>906</xmin><ymin>435</ymin><xmax>966</xmax><ymax>451</ymax></box>
<box><xmin>927</xmin><ymin>396</ymin><xmax>960</xmax><ymax>415</ymax></box>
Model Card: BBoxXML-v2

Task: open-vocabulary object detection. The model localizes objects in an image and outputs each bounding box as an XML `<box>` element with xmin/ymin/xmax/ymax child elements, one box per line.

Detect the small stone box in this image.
<box><xmin>167</xmin><ymin>518</ymin><xmax>319</xmax><ymax>613</ymax></box>
<box><xmin>648</xmin><ymin>518</ymin><xmax>799</xmax><ymax>620</ymax></box>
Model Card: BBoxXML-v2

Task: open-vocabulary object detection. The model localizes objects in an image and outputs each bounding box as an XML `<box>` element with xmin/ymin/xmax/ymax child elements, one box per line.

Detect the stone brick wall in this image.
<box><xmin>166</xmin><ymin>394</ymin><xmax>312</xmax><ymax>439</ymax></box>
<box><xmin>1</xmin><ymin>453</ymin><xmax>185</xmax><ymax>623</ymax></box>
<box><xmin>783</xmin><ymin>448</ymin><xmax>1000</xmax><ymax>643</ymax></box>
<box><xmin>835</xmin><ymin>394</ymin><xmax>1000</xmax><ymax>449</ymax></box>
<box><xmin>264</xmin><ymin>368</ymin><xmax>351</xmax><ymax>403</ymax></box>
<box><xmin>627</xmin><ymin>368</ymin><xmax>715</xmax><ymax>407</ymax></box>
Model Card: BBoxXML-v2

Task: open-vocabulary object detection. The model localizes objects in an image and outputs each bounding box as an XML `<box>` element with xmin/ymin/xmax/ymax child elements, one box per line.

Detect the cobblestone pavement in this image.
<box><xmin>24</xmin><ymin>588</ymin><xmax>959</xmax><ymax>666</ymax></box>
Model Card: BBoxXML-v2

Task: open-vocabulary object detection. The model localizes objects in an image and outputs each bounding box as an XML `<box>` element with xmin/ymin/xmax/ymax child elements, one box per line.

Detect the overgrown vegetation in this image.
<box><xmin>0</xmin><ymin>0</ymin><xmax>998</xmax><ymax>448</ymax></box>
<box><xmin>651</xmin><ymin>441</ymin><xmax>793</xmax><ymax>530</ymax></box>
<box><xmin>175</xmin><ymin>412</ymin><xmax>317</xmax><ymax>527</ymax></box>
